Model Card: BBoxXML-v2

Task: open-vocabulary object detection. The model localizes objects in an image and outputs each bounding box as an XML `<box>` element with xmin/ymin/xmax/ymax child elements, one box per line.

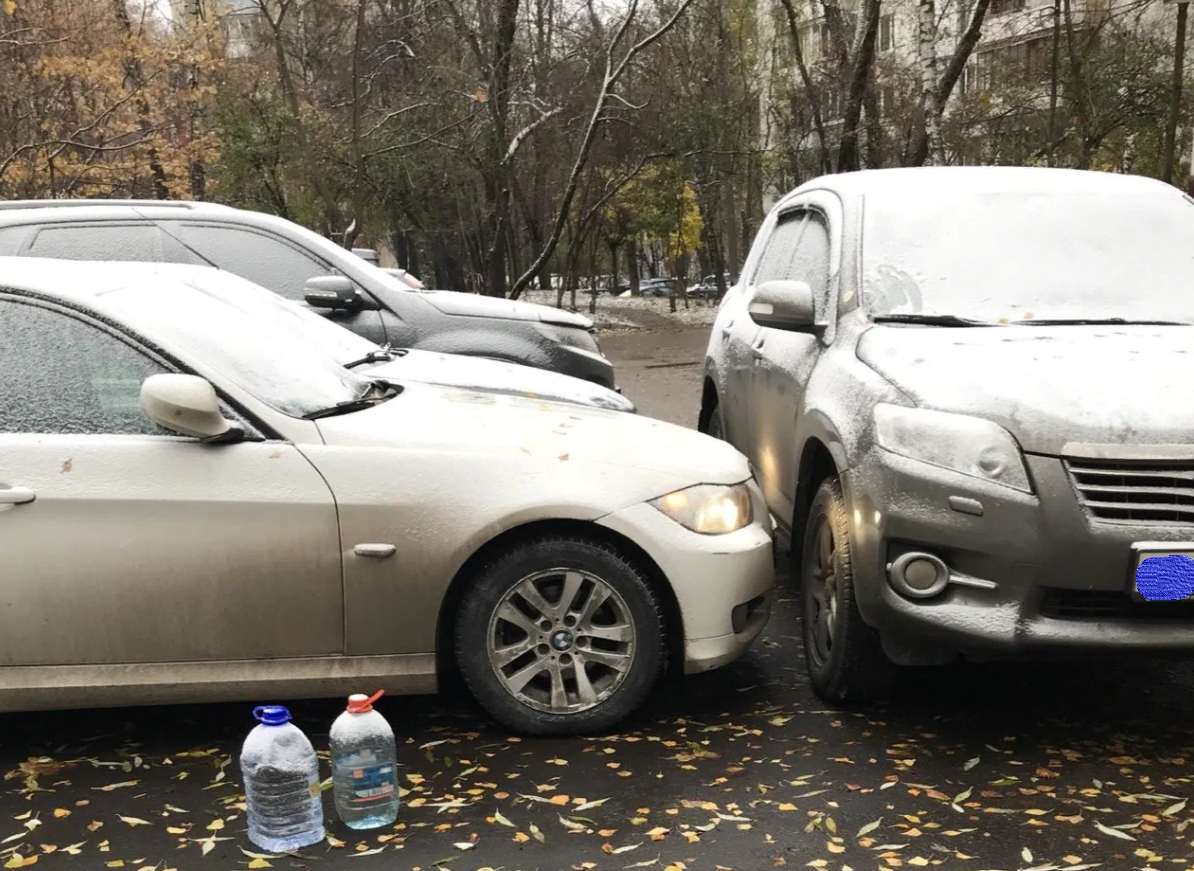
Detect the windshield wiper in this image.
<box><xmin>871</xmin><ymin>313</ymin><xmax>993</xmax><ymax>327</ymax></box>
<box><xmin>344</xmin><ymin>343</ymin><xmax>408</xmax><ymax>369</ymax></box>
<box><xmin>302</xmin><ymin>381</ymin><xmax>402</xmax><ymax>420</ymax></box>
<box><xmin>1010</xmin><ymin>318</ymin><xmax>1189</xmax><ymax>326</ymax></box>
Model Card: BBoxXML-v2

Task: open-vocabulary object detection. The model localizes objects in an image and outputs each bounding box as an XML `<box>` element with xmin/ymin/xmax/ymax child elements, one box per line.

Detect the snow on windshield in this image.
<box><xmin>862</xmin><ymin>191</ymin><xmax>1194</xmax><ymax>323</ymax></box>
<box><xmin>103</xmin><ymin>274</ymin><xmax>373</xmax><ymax>418</ymax></box>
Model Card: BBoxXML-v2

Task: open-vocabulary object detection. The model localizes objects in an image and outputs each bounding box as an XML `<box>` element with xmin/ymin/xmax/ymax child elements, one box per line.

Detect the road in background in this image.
<box><xmin>4</xmin><ymin>325</ymin><xmax>1194</xmax><ymax>871</ymax></box>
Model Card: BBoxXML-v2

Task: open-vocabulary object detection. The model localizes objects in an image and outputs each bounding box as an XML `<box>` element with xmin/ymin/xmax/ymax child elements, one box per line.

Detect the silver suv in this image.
<box><xmin>0</xmin><ymin>200</ymin><xmax>618</xmax><ymax>389</ymax></box>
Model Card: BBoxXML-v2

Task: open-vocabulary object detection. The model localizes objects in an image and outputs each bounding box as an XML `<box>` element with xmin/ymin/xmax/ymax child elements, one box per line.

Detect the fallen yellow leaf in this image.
<box><xmin>52</xmin><ymin>810</ymin><xmax>70</xmax><ymax>819</ymax></box>
<box><xmin>206</xmin><ymin>819</ymin><xmax>224</xmax><ymax>831</ymax></box>
<box><xmin>777</xmin><ymin>803</ymin><xmax>797</xmax><ymax>812</ymax></box>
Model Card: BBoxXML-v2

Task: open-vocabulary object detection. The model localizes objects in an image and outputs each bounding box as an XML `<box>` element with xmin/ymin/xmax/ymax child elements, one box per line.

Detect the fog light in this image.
<box><xmin>888</xmin><ymin>552</ymin><xmax>950</xmax><ymax>599</ymax></box>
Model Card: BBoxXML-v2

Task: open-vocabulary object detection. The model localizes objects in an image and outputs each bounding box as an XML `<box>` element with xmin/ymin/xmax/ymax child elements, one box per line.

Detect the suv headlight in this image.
<box><xmin>650</xmin><ymin>483</ymin><xmax>753</xmax><ymax>534</ymax></box>
<box><xmin>535</xmin><ymin>322</ymin><xmax>599</xmax><ymax>353</ymax></box>
<box><xmin>873</xmin><ymin>404</ymin><xmax>1032</xmax><ymax>493</ymax></box>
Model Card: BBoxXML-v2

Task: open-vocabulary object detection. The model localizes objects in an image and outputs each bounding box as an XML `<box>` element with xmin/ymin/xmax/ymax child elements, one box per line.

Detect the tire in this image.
<box><xmin>800</xmin><ymin>478</ymin><xmax>897</xmax><ymax>702</ymax></box>
<box><xmin>704</xmin><ymin>399</ymin><xmax>725</xmax><ymax>440</ymax></box>
<box><xmin>455</xmin><ymin>534</ymin><xmax>666</xmax><ymax>736</ymax></box>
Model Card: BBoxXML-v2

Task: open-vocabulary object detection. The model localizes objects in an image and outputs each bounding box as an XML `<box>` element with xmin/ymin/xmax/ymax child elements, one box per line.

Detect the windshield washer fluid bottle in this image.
<box><xmin>330</xmin><ymin>690</ymin><xmax>400</xmax><ymax>829</ymax></box>
<box><xmin>239</xmin><ymin>705</ymin><xmax>325</xmax><ymax>853</ymax></box>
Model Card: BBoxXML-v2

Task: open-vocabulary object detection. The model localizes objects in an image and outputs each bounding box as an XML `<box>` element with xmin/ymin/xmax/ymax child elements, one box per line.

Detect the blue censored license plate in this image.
<box><xmin>1130</xmin><ymin>542</ymin><xmax>1194</xmax><ymax>602</ymax></box>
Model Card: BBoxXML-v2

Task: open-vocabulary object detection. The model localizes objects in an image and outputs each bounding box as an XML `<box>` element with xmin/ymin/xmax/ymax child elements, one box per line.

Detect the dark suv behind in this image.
<box><xmin>0</xmin><ymin>200</ymin><xmax>617</xmax><ymax>389</ymax></box>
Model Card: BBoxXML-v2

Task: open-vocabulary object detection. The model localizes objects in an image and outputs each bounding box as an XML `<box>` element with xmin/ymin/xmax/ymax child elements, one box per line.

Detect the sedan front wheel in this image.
<box><xmin>455</xmin><ymin>535</ymin><xmax>666</xmax><ymax>735</ymax></box>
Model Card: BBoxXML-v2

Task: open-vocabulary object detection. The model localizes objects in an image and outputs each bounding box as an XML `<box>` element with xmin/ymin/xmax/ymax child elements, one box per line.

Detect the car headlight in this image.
<box><xmin>535</xmin><ymin>322</ymin><xmax>599</xmax><ymax>352</ymax></box>
<box><xmin>650</xmin><ymin>483</ymin><xmax>753</xmax><ymax>534</ymax></box>
<box><xmin>873</xmin><ymin>404</ymin><xmax>1032</xmax><ymax>493</ymax></box>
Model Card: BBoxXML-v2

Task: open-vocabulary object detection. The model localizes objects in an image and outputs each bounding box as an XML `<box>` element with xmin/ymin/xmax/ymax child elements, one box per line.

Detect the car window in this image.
<box><xmin>0</xmin><ymin>298</ymin><xmax>173</xmax><ymax>436</ymax></box>
<box><xmin>26</xmin><ymin>224</ymin><xmax>202</xmax><ymax>264</ymax></box>
<box><xmin>788</xmin><ymin>213</ymin><xmax>832</xmax><ymax>316</ymax></box>
<box><xmin>751</xmin><ymin>212</ymin><xmax>807</xmax><ymax>285</ymax></box>
<box><xmin>0</xmin><ymin>226</ymin><xmax>30</xmax><ymax>255</ymax></box>
<box><xmin>170</xmin><ymin>223</ymin><xmax>336</xmax><ymax>301</ymax></box>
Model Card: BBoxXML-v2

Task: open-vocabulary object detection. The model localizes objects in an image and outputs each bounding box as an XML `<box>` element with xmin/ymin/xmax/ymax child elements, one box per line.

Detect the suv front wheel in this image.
<box><xmin>800</xmin><ymin>478</ymin><xmax>897</xmax><ymax>702</ymax></box>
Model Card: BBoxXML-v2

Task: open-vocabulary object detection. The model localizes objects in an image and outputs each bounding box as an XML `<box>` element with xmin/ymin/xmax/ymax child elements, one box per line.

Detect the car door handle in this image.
<box><xmin>721</xmin><ymin>319</ymin><xmax>734</xmax><ymax>339</ymax></box>
<box><xmin>354</xmin><ymin>543</ymin><xmax>396</xmax><ymax>559</ymax></box>
<box><xmin>750</xmin><ymin>337</ymin><xmax>766</xmax><ymax>359</ymax></box>
<box><xmin>0</xmin><ymin>485</ymin><xmax>35</xmax><ymax>505</ymax></box>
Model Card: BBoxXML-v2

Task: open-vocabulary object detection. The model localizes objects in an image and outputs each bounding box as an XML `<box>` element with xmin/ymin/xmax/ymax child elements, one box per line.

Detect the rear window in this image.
<box><xmin>26</xmin><ymin>224</ymin><xmax>203</xmax><ymax>264</ymax></box>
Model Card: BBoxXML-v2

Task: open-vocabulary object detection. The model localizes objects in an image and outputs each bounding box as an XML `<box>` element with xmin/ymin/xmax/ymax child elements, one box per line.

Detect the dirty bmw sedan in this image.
<box><xmin>700</xmin><ymin>166</ymin><xmax>1194</xmax><ymax>702</ymax></box>
<box><xmin>0</xmin><ymin>259</ymin><xmax>773</xmax><ymax>735</ymax></box>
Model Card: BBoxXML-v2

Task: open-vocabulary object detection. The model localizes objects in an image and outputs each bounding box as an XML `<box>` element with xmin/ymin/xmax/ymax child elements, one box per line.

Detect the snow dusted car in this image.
<box><xmin>700</xmin><ymin>166</ymin><xmax>1194</xmax><ymax>701</ymax></box>
<box><xmin>0</xmin><ymin>259</ymin><xmax>773</xmax><ymax>734</ymax></box>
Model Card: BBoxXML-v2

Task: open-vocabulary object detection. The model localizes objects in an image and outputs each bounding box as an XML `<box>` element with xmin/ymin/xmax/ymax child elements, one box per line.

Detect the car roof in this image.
<box><xmin>0</xmin><ymin>256</ymin><xmax>223</xmax><ymax>309</ymax></box>
<box><xmin>0</xmin><ymin>199</ymin><xmax>234</xmax><ymax>214</ymax></box>
<box><xmin>788</xmin><ymin>166</ymin><xmax>1177</xmax><ymax>203</ymax></box>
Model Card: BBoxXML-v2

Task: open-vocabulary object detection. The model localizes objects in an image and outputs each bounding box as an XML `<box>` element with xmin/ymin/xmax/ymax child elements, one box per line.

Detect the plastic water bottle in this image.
<box><xmin>239</xmin><ymin>705</ymin><xmax>325</xmax><ymax>852</ymax></box>
<box><xmin>330</xmin><ymin>690</ymin><xmax>399</xmax><ymax>829</ymax></box>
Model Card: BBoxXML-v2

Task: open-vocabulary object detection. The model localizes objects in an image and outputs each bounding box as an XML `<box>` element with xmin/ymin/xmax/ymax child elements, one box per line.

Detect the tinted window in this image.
<box><xmin>752</xmin><ymin>213</ymin><xmax>807</xmax><ymax>285</ymax></box>
<box><xmin>26</xmin><ymin>224</ymin><xmax>201</xmax><ymax>263</ymax></box>
<box><xmin>0</xmin><ymin>299</ymin><xmax>172</xmax><ymax>436</ymax></box>
<box><xmin>171</xmin><ymin>224</ymin><xmax>334</xmax><ymax>300</ymax></box>
<box><xmin>789</xmin><ymin>213</ymin><xmax>832</xmax><ymax>315</ymax></box>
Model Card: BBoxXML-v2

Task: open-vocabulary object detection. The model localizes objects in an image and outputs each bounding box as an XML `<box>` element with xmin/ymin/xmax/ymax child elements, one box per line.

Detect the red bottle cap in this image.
<box><xmin>346</xmin><ymin>689</ymin><xmax>384</xmax><ymax>713</ymax></box>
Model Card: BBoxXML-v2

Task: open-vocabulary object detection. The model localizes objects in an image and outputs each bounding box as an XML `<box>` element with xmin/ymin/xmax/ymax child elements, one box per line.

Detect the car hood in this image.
<box><xmin>313</xmin><ymin>381</ymin><xmax>749</xmax><ymax>486</ymax></box>
<box><xmin>364</xmin><ymin>349</ymin><xmax>634</xmax><ymax>413</ymax></box>
<box><xmin>419</xmin><ymin>290</ymin><xmax>594</xmax><ymax>329</ymax></box>
<box><xmin>856</xmin><ymin>325</ymin><xmax>1194</xmax><ymax>455</ymax></box>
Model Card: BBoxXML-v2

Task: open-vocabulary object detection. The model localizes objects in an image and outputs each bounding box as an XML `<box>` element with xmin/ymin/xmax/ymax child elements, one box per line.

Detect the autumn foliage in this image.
<box><xmin>0</xmin><ymin>0</ymin><xmax>223</xmax><ymax>199</ymax></box>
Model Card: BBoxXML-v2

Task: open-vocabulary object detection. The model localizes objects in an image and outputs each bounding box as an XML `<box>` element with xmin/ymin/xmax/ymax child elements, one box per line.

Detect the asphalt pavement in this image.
<box><xmin>4</xmin><ymin>327</ymin><xmax>1194</xmax><ymax>871</ymax></box>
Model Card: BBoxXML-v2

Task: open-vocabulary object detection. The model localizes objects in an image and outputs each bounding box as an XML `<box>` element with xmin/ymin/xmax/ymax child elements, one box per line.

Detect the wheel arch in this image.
<box><xmin>790</xmin><ymin>418</ymin><xmax>848</xmax><ymax>566</ymax></box>
<box><xmin>697</xmin><ymin>374</ymin><xmax>718</xmax><ymax>433</ymax></box>
<box><xmin>434</xmin><ymin>519</ymin><xmax>686</xmax><ymax>688</ymax></box>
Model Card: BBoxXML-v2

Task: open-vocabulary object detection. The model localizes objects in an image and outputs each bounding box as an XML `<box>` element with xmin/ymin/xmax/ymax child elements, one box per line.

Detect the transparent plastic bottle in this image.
<box><xmin>330</xmin><ymin>690</ymin><xmax>399</xmax><ymax>829</ymax></box>
<box><xmin>239</xmin><ymin>705</ymin><xmax>325</xmax><ymax>853</ymax></box>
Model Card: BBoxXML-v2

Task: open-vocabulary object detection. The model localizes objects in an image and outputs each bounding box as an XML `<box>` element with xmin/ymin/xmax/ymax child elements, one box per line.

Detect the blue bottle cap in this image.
<box><xmin>253</xmin><ymin>705</ymin><xmax>292</xmax><ymax>726</ymax></box>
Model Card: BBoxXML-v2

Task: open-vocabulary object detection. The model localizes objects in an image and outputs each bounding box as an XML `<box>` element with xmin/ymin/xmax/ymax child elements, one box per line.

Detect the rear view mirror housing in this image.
<box><xmin>305</xmin><ymin>276</ymin><xmax>362</xmax><ymax>310</ymax></box>
<box><xmin>747</xmin><ymin>280</ymin><xmax>821</xmax><ymax>333</ymax></box>
<box><xmin>141</xmin><ymin>374</ymin><xmax>241</xmax><ymax>442</ymax></box>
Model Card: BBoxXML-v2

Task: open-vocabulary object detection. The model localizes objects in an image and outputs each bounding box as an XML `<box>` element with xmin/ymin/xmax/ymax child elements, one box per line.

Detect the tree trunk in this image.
<box><xmin>779</xmin><ymin>0</ymin><xmax>831</xmax><ymax>173</ymax></box>
<box><xmin>628</xmin><ymin>236</ymin><xmax>641</xmax><ymax>296</ymax></box>
<box><xmin>917</xmin><ymin>0</ymin><xmax>941</xmax><ymax>166</ymax></box>
<box><xmin>1162</xmin><ymin>2</ymin><xmax>1189</xmax><ymax>185</ymax></box>
<box><xmin>111</xmin><ymin>0</ymin><xmax>169</xmax><ymax>198</ymax></box>
<box><xmin>907</xmin><ymin>0</ymin><xmax>992</xmax><ymax>166</ymax></box>
<box><xmin>836</xmin><ymin>0</ymin><xmax>881</xmax><ymax>173</ymax></box>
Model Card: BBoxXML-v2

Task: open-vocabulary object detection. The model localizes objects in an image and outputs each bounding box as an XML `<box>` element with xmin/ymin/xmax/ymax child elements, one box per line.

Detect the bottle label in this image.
<box><xmin>348</xmin><ymin>763</ymin><xmax>395</xmax><ymax>803</ymax></box>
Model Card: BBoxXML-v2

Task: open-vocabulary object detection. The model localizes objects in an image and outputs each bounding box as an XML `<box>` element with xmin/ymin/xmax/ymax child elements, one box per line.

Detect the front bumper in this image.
<box><xmin>846</xmin><ymin>448</ymin><xmax>1194</xmax><ymax>657</ymax></box>
<box><xmin>596</xmin><ymin>482</ymin><xmax>775</xmax><ymax>674</ymax></box>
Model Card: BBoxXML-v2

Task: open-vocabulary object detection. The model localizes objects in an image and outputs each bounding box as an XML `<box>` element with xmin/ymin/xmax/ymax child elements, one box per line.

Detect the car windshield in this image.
<box><xmin>99</xmin><ymin>271</ymin><xmax>375</xmax><ymax>418</ymax></box>
<box><xmin>861</xmin><ymin>190</ymin><xmax>1194</xmax><ymax>324</ymax></box>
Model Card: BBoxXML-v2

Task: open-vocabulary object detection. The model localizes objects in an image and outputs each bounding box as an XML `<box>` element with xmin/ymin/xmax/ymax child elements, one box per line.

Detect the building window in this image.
<box><xmin>989</xmin><ymin>0</ymin><xmax>1026</xmax><ymax>15</ymax></box>
<box><xmin>879</xmin><ymin>14</ymin><xmax>895</xmax><ymax>52</ymax></box>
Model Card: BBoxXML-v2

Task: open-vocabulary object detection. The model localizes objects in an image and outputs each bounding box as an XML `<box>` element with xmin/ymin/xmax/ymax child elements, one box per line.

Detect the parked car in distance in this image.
<box><xmin>700</xmin><ymin>166</ymin><xmax>1194</xmax><ymax>702</ymax></box>
<box><xmin>0</xmin><ymin>200</ymin><xmax>617</xmax><ymax>390</ymax></box>
<box><xmin>689</xmin><ymin>273</ymin><xmax>734</xmax><ymax>299</ymax></box>
<box><xmin>0</xmin><ymin>257</ymin><xmax>773</xmax><ymax>734</ymax></box>
<box><xmin>638</xmin><ymin>278</ymin><xmax>676</xmax><ymax>297</ymax></box>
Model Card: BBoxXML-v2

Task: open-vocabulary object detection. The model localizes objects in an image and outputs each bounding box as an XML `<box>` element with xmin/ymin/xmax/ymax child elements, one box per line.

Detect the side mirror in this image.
<box><xmin>305</xmin><ymin>276</ymin><xmax>361</xmax><ymax>310</ymax></box>
<box><xmin>747</xmin><ymin>280</ymin><xmax>818</xmax><ymax>331</ymax></box>
<box><xmin>141</xmin><ymin>374</ymin><xmax>239</xmax><ymax>442</ymax></box>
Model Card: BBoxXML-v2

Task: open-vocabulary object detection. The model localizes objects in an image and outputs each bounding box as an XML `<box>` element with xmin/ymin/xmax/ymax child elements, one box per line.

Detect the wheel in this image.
<box><xmin>455</xmin><ymin>535</ymin><xmax>666</xmax><ymax>735</ymax></box>
<box><xmin>704</xmin><ymin>399</ymin><xmax>725</xmax><ymax>440</ymax></box>
<box><xmin>801</xmin><ymin>478</ymin><xmax>897</xmax><ymax>702</ymax></box>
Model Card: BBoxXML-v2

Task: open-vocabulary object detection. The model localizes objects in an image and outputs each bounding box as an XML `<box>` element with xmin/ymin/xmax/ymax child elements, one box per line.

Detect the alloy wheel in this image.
<box><xmin>806</xmin><ymin>517</ymin><xmax>839</xmax><ymax>666</ymax></box>
<box><xmin>486</xmin><ymin>568</ymin><xmax>636</xmax><ymax>714</ymax></box>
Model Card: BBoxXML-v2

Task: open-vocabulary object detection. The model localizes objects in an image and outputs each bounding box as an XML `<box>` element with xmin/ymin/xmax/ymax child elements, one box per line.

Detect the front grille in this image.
<box><xmin>1064</xmin><ymin>459</ymin><xmax>1194</xmax><ymax>525</ymax></box>
<box><xmin>1040</xmin><ymin>588</ymin><xmax>1194</xmax><ymax>621</ymax></box>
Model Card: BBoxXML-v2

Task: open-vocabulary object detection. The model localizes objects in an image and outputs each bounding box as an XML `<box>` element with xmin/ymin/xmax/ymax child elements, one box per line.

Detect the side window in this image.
<box><xmin>170</xmin><ymin>224</ymin><xmax>335</xmax><ymax>301</ymax></box>
<box><xmin>0</xmin><ymin>298</ymin><xmax>173</xmax><ymax>436</ymax></box>
<box><xmin>789</xmin><ymin>213</ymin><xmax>833</xmax><ymax>316</ymax></box>
<box><xmin>0</xmin><ymin>226</ymin><xmax>30</xmax><ymax>255</ymax></box>
<box><xmin>25</xmin><ymin>224</ymin><xmax>203</xmax><ymax>264</ymax></box>
<box><xmin>751</xmin><ymin>212</ymin><xmax>807</xmax><ymax>286</ymax></box>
